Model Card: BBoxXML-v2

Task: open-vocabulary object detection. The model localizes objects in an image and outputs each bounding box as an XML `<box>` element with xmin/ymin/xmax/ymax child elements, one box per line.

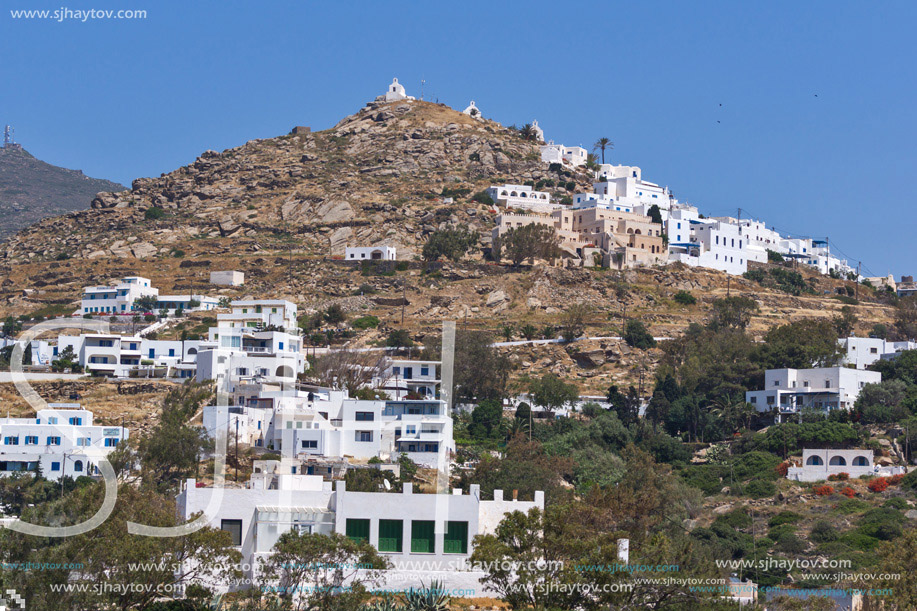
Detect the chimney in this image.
<box><xmin>512</xmin><ymin>489</ymin><xmax>518</xmax><ymax>501</ymax></box>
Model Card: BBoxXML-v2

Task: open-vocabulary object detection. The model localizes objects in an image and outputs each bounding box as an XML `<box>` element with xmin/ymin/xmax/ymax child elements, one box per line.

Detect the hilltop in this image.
<box><xmin>0</xmin><ymin>145</ymin><xmax>126</xmax><ymax>242</ymax></box>
<box><xmin>0</xmin><ymin>100</ymin><xmax>898</xmax><ymax>395</ymax></box>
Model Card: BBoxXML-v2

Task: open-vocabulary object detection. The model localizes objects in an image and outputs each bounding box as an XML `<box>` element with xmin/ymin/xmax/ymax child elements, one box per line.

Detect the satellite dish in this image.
<box><xmin>382</xmin><ymin>479</ymin><xmax>392</xmax><ymax>491</ymax></box>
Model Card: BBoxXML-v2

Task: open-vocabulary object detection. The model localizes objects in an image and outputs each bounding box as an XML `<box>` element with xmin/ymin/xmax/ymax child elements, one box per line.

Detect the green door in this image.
<box><xmin>411</xmin><ymin>520</ymin><xmax>435</xmax><ymax>553</ymax></box>
<box><xmin>444</xmin><ymin>521</ymin><xmax>468</xmax><ymax>554</ymax></box>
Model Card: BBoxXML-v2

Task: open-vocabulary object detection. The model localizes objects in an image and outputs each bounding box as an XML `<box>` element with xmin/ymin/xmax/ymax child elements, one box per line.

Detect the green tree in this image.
<box><xmin>754</xmin><ymin>318</ymin><xmax>842</xmax><ymax>370</ymax></box>
<box><xmin>260</xmin><ymin>531</ymin><xmax>388</xmax><ymax>611</ymax></box>
<box><xmin>519</xmin><ymin>324</ymin><xmax>538</xmax><ymax>341</ymax></box>
<box><xmin>623</xmin><ymin>320</ymin><xmax>656</xmax><ymax>349</ymax></box>
<box><xmin>530</xmin><ymin>374</ymin><xmax>579</xmax><ymax>416</ymax></box>
<box><xmin>500</xmin><ymin>224</ymin><xmax>560</xmax><ymax>266</ymax></box>
<box><xmin>646</xmin><ymin>204</ymin><xmax>663</xmax><ymax>225</ymax></box>
<box><xmin>385</xmin><ymin>329</ymin><xmax>413</xmax><ymax>348</ymax></box>
<box><xmin>560</xmin><ymin>303</ymin><xmax>589</xmax><ymax>342</ymax></box>
<box><xmin>324</xmin><ymin>303</ymin><xmax>347</xmax><ymax>324</ymax></box>
<box><xmin>673</xmin><ymin>290</ymin><xmax>696</xmax><ymax>306</ymax></box>
<box><xmin>133</xmin><ymin>294</ymin><xmax>159</xmax><ymax>313</ymax></box>
<box><xmin>453</xmin><ymin>330</ymin><xmax>511</xmax><ymax>402</ymax></box>
<box><xmin>50</xmin><ymin>345</ymin><xmax>82</xmax><ymax>373</ymax></box>
<box><xmin>421</xmin><ymin>227</ymin><xmax>478</xmax><ymax>262</ymax></box>
<box><xmin>138</xmin><ymin>382</ymin><xmax>213</xmax><ymax>492</ymax></box>
<box><xmin>607</xmin><ymin>384</ymin><xmax>640</xmax><ymax>426</ymax></box>
<box><xmin>708</xmin><ymin>296</ymin><xmax>758</xmax><ymax>331</ymax></box>
<box><xmin>470</xmin><ymin>398</ymin><xmax>505</xmax><ymax>440</ymax></box>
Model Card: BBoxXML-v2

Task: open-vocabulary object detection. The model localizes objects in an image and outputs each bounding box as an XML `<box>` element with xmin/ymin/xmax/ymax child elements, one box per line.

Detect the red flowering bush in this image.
<box><xmin>840</xmin><ymin>487</ymin><xmax>856</xmax><ymax>498</ymax></box>
<box><xmin>888</xmin><ymin>474</ymin><xmax>904</xmax><ymax>486</ymax></box>
<box><xmin>814</xmin><ymin>485</ymin><xmax>834</xmax><ymax>496</ymax></box>
<box><xmin>828</xmin><ymin>472</ymin><xmax>849</xmax><ymax>481</ymax></box>
<box><xmin>775</xmin><ymin>462</ymin><xmax>790</xmax><ymax>477</ymax></box>
<box><xmin>868</xmin><ymin>478</ymin><xmax>889</xmax><ymax>493</ymax></box>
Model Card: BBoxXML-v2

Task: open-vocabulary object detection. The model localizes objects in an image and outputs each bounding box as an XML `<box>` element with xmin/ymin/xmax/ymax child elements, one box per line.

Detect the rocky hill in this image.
<box><xmin>0</xmin><ymin>100</ymin><xmax>897</xmax><ymax>394</ymax></box>
<box><xmin>0</xmin><ymin>146</ymin><xmax>126</xmax><ymax>242</ymax></box>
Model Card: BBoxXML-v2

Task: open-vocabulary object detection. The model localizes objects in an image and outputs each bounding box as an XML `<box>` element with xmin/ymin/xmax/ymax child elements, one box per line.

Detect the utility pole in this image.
<box><xmin>727</xmin><ymin>276</ymin><xmax>731</xmax><ymax>297</ymax></box>
<box><xmin>621</xmin><ymin>302</ymin><xmax>627</xmax><ymax>337</ymax></box>
<box><xmin>855</xmin><ymin>262</ymin><xmax>860</xmax><ymax>301</ymax></box>
<box><xmin>235</xmin><ymin>417</ymin><xmax>240</xmax><ymax>482</ymax></box>
<box><xmin>400</xmin><ymin>280</ymin><xmax>406</xmax><ymax>326</ymax></box>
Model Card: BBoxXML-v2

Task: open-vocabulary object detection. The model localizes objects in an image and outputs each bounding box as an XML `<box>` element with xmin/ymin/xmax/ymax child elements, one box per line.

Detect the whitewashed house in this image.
<box><xmin>594</xmin><ymin>165</ymin><xmax>674</xmax><ymax>215</ymax></box>
<box><xmin>216</xmin><ymin>299</ymin><xmax>299</xmax><ymax>334</ymax></box>
<box><xmin>81</xmin><ymin>276</ymin><xmax>158</xmax><ymax>315</ymax></box>
<box><xmin>787</xmin><ymin>449</ymin><xmax>905</xmax><ymax>482</ymax></box>
<box><xmin>486</xmin><ymin>184</ymin><xmax>558</xmax><ymax>212</ymax></box>
<box><xmin>540</xmin><ymin>141</ymin><xmax>587</xmax><ymax>167</ymax></box>
<box><xmin>176</xmin><ymin>476</ymin><xmax>543</xmax><ymax>593</ymax></box>
<box><xmin>0</xmin><ymin>404</ymin><xmax>129</xmax><ymax>480</ymax></box>
<box><xmin>667</xmin><ymin>206</ymin><xmax>749</xmax><ymax>275</ymax></box>
<box><xmin>746</xmin><ymin>367</ymin><xmax>881</xmax><ymax>422</ymax></box>
<box><xmin>345</xmin><ymin>246</ymin><xmax>397</xmax><ymax>261</ymax></box>
<box><xmin>210</xmin><ymin>271</ymin><xmax>245</xmax><ymax>286</ymax></box>
<box><xmin>46</xmin><ymin>333</ymin><xmax>210</xmax><ymax>379</ymax></box>
<box><xmin>373</xmin><ymin>359</ymin><xmax>441</xmax><ymax>400</ymax></box>
<box><xmin>195</xmin><ymin>328</ymin><xmax>304</xmax><ymax>391</ymax></box>
<box><xmin>80</xmin><ymin>275</ymin><xmax>217</xmax><ymax>316</ymax></box>
<box><xmin>839</xmin><ymin>337</ymin><xmax>917</xmax><ymax>369</ymax></box>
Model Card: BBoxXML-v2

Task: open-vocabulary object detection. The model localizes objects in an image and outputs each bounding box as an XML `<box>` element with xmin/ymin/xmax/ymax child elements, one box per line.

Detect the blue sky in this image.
<box><xmin>1</xmin><ymin>0</ymin><xmax>913</xmax><ymax>276</ymax></box>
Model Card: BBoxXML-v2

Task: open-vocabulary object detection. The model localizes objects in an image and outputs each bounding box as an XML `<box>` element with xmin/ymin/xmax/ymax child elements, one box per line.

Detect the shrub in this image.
<box><xmin>810</xmin><ymin>520</ymin><xmax>839</xmax><ymax>543</ymax></box>
<box><xmin>471</xmin><ymin>191</ymin><xmax>495</xmax><ymax>206</ymax></box>
<box><xmin>774</xmin><ymin>532</ymin><xmax>806</xmax><ymax>554</ymax></box>
<box><xmin>673</xmin><ymin>290</ymin><xmax>696</xmax><ymax>306</ymax></box>
<box><xmin>352</xmin><ymin>315</ymin><xmax>380</xmax><ymax>330</ymax></box>
<box><xmin>623</xmin><ymin>320</ymin><xmax>656</xmax><ymax>349</ymax></box>
<box><xmin>828</xmin><ymin>472</ymin><xmax>849</xmax><ymax>481</ymax></box>
<box><xmin>883</xmin><ymin>497</ymin><xmax>908</xmax><ymax>510</ymax></box>
<box><xmin>868</xmin><ymin>477</ymin><xmax>889</xmax><ymax>493</ymax></box>
<box><xmin>840</xmin><ymin>487</ymin><xmax>856</xmax><ymax>498</ymax></box>
<box><xmin>768</xmin><ymin>511</ymin><xmax>803</xmax><ymax>527</ymax></box>
<box><xmin>814</xmin><ymin>485</ymin><xmax>834</xmax><ymax>496</ymax></box>
<box><xmin>144</xmin><ymin>206</ymin><xmax>167</xmax><ymax>220</ymax></box>
<box><xmin>745</xmin><ymin>478</ymin><xmax>776</xmax><ymax>498</ymax></box>
<box><xmin>887</xmin><ymin>474</ymin><xmax>905</xmax><ymax>486</ymax></box>
<box><xmin>775</xmin><ymin>461</ymin><xmax>790</xmax><ymax>477</ymax></box>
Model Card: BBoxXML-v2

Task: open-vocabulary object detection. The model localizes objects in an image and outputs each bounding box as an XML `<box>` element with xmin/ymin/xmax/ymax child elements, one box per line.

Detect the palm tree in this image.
<box><xmin>520</xmin><ymin>123</ymin><xmax>538</xmax><ymax>142</ymax></box>
<box><xmin>593</xmin><ymin>137</ymin><xmax>614</xmax><ymax>165</ymax></box>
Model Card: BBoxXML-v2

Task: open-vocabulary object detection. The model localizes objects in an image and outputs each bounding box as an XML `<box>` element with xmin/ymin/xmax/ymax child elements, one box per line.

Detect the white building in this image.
<box><xmin>530</xmin><ymin>119</ymin><xmax>544</xmax><ymax>142</ymax></box>
<box><xmin>0</xmin><ymin>404</ymin><xmax>129</xmax><ymax>481</ymax></box>
<box><xmin>746</xmin><ymin>367</ymin><xmax>881</xmax><ymax>422</ymax></box>
<box><xmin>176</xmin><ymin>476</ymin><xmax>543</xmax><ymax>592</ymax></box>
<box><xmin>81</xmin><ymin>276</ymin><xmax>157</xmax><ymax>315</ymax></box>
<box><xmin>210</xmin><ymin>271</ymin><xmax>245</xmax><ymax>287</ymax></box>
<box><xmin>345</xmin><ymin>246</ymin><xmax>397</xmax><ymax>261</ymax></box>
<box><xmin>80</xmin><ymin>275</ymin><xmax>217</xmax><ymax>316</ymax></box>
<box><xmin>196</xmin><ymin>328</ymin><xmax>304</xmax><ymax>391</ymax></box>
<box><xmin>840</xmin><ymin>337</ymin><xmax>917</xmax><ymax>370</ymax></box>
<box><xmin>216</xmin><ymin>300</ymin><xmax>299</xmax><ymax>334</ymax></box>
<box><xmin>373</xmin><ymin>359</ymin><xmax>441</xmax><ymax>400</ymax></box>
<box><xmin>667</xmin><ymin>206</ymin><xmax>749</xmax><ymax>275</ymax></box>
<box><xmin>485</xmin><ymin>184</ymin><xmax>558</xmax><ymax>212</ymax></box>
<box><xmin>571</xmin><ymin>189</ymin><xmax>633</xmax><ymax>213</ymax></box>
<box><xmin>381</xmin><ymin>78</ymin><xmax>414</xmax><ymax>103</ymax></box>
<box><xmin>50</xmin><ymin>333</ymin><xmax>208</xmax><ymax>379</ymax></box>
<box><xmin>462</xmin><ymin>101</ymin><xmax>481</xmax><ymax>117</ymax></box>
<box><xmin>594</xmin><ymin>165</ymin><xmax>674</xmax><ymax>215</ymax></box>
<box><xmin>787</xmin><ymin>449</ymin><xmax>905</xmax><ymax>482</ymax></box>
<box><xmin>540</xmin><ymin>141</ymin><xmax>587</xmax><ymax>167</ymax></box>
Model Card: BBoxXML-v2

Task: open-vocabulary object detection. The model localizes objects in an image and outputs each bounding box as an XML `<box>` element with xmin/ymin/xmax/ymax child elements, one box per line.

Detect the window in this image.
<box><xmin>104</xmin><ymin>438</ymin><xmax>118</xmax><ymax>447</ymax></box>
<box><xmin>346</xmin><ymin>519</ymin><xmax>370</xmax><ymax>544</ymax></box>
<box><xmin>73</xmin><ymin>460</ymin><xmax>84</xmax><ymax>472</ymax></box>
<box><xmin>4</xmin><ymin>437</ymin><xmax>19</xmax><ymax>445</ymax></box>
<box><xmin>24</xmin><ymin>436</ymin><xmax>38</xmax><ymax>445</ymax></box>
<box><xmin>411</xmin><ymin>520</ymin><xmax>435</xmax><ymax>553</ymax></box>
<box><xmin>355</xmin><ymin>431</ymin><xmax>373</xmax><ymax>442</ymax></box>
<box><xmin>302</xmin><ymin>440</ymin><xmax>317</xmax><ymax>449</ymax></box>
<box><xmin>77</xmin><ymin>438</ymin><xmax>91</xmax><ymax>447</ymax></box>
<box><xmin>444</xmin><ymin>521</ymin><xmax>469</xmax><ymax>554</ymax></box>
<box><xmin>51</xmin><ymin>462</ymin><xmax>60</xmax><ymax>472</ymax></box>
<box><xmin>69</xmin><ymin>417</ymin><xmax>82</xmax><ymax>425</ymax></box>
<box><xmin>355</xmin><ymin>412</ymin><xmax>374</xmax><ymax>422</ymax></box>
<box><xmin>421</xmin><ymin>366</ymin><xmax>429</xmax><ymax>376</ymax></box>
<box><xmin>826</xmin><ymin>381</ymin><xmax>831</xmax><ymax>388</ymax></box>
<box><xmin>406</xmin><ymin>425</ymin><xmax>417</xmax><ymax>435</ymax></box>
<box><xmin>378</xmin><ymin>519</ymin><xmax>403</xmax><ymax>552</ymax></box>
<box><xmin>47</xmin><ymin>436</ymin><xmax>61</xmax><ymax>446</ymax></box>
<box><xmin>48</xmin><ymin>417</ymin><xmax>57</xmax><ymax>424</ymax></box>
<box><xmin>749</xmin><ymin>396</ymin><xmax>757</xmax><ymax>404</ymax></box>
<box><xmin>221</xmin><ymin>519</ymin><xmax>243</xmax><ymax>546</ymax></box>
